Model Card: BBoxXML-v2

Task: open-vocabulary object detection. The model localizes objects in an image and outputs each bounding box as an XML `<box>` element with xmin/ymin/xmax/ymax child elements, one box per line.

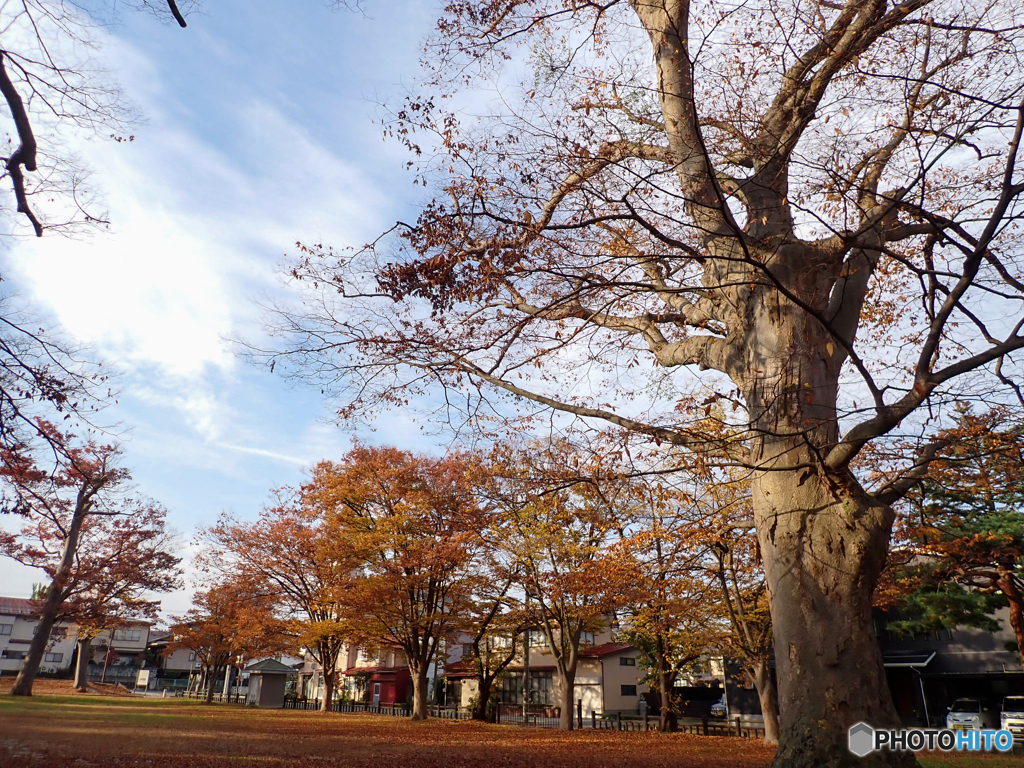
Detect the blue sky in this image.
<box><xmin>0</xmin><ymin>0</ymin><xmax>448</xmax><ymax>615</ymax></box>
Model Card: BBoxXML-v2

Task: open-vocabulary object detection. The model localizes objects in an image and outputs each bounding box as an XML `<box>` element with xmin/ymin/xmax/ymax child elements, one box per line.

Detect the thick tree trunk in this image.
<box><xmin>320</xmin><ymin>671</ymin><xmax>334</xmax><ymax>712</ymax></box>
<box><xmin>73</xmin><ymin>636</ymin><xmax>93</xmax><ymax>692</ymax></box>
<box><xmin>752</xmin><ymin>657</ymin><xmax>779</xmax><ymax>746</ymax></box>
<box><xmin>740</xmin><ymin>249</ymin><xmax>916</xmax><ymax>767</ymax></box>
<box><xmin>997</xmin><ymin>567</ymin><xmax>1024</xmax><ymax>668</ymax></box>
<box><xmin>472</xmin><ymin>676</ymin><xmax>494</xmax><ymax>721</ymax></box>
<box><xmin>410</xmin><ymin>664</ymin><xmax>429</xmax><ymax>720</ymax></box>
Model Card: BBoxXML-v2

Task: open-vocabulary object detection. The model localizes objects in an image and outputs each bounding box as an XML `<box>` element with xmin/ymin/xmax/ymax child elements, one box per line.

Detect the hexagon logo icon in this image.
<box><xmin>848</xmin><ymin>722</ymin><xmax>875</xmax><ymax>757</ymax></box>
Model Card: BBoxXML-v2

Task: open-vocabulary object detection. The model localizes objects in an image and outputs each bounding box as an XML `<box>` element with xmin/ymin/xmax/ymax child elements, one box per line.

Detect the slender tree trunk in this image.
<box><xmin>410</xmin><ymin>664</ymin><xmax>429</xmax><ymax>720</ymax></box>
<box><xmin>10</xmin><ymin>486</ymin><xmax>93</xmax><ymax>697</ymax></box>
<box><xmin>654</xmin><ymin>643</ymin><xmax>677</xmax><ymax>732</ymax></box>
<box><xmin>321</xmin><ymin>671</ymin><xmax>334</xmax><ymax>712</ymax></box>
<box><xmin>73</xmin><ymin>636</ymin><xmax>93</xmax><ymax>692</ymax></box>
<box><xmin>101</xmin><ymin>647</ymin><xmax>112</xmax><ymax>683</ymax></box>
<box><xmin>204</xmin><ymin>666</ymin><xmax>220</xmax><ymax>704</ymax></box>
<box><xmin>997</xmin><ymin>567</ymin><xmax>1024</xmax><ymax>668</ymax></box>
<box><xmin>752</xmin><ymin>657</ymin><xmax>779</xmax><ymax>746</ymax></box>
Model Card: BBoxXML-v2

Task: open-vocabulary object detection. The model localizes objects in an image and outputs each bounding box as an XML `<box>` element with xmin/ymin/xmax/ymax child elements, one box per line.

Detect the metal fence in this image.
<box><xmin>275</xmin><ymin>697</ymin><xmax>765</xmax><ymax>740</ymax></box>
<box><xmin>177</xmin><ymin>689</ymin><xmax>247</xmax><ymax>704</ymax></box>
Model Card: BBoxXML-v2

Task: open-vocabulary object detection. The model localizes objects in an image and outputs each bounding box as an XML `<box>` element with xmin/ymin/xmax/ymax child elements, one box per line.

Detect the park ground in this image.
<box><xmin>0</xmin><ymin>684</ymin><xmax>1019</xmax><ymax>768</ymax></box>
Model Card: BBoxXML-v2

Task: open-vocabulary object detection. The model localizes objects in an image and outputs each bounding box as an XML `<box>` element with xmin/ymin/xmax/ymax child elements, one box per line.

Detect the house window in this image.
<box><xmin>0</xmin><ymin>624</ymin><xmax>11</xmax><ymax>635</ymax></box>
<box><xmin>527</xmin><ymin>629</ymin><xmax>548</xmax><ymax>647</ymax></box>
<box><xmin>497</xmin><ymin>673</ymin><xmax>521</xmax><ymax>705</ymax></box>
<box><xmin>44</xmin><ymin>653</ymin><xmax>63</xmax><ymax>663</ymax></box>
<box><xmin>1</xmin><ymin>649</ymin><xmax>26</xmax><ymax>660</ymax></box>
<box><xmin>580</xmin><ymin>631</ymin><xmax>595</xmax><ymax>645</ymax></box>
<box><xmin>113</xmin><ymin>629</ymin><xmax>142</xmax><ymax>642</ymax></box>
<box><xmin>188</xmin><ymin>652</ymin><xmax>196</xmax><ymax>661</ymax></box>
<box><xmin>491</xmin><ymin>635</ymin><xmax>513</xmax><ymax>649</ymax></box>
<box><xmin>528</xmin><ymin>671</ymin><xmax>554</xmax><ymax>706</ymax></box>
<box><xmin>621</xmin><ymin>685</ymin><xmax>637</xmax><ymax>697</ymax></box>
<box><xmin>620</xmin><ymin>657</ymin><xmax>636</xmax><ymax>666</ymax></box>
<box><xmin>50</xmin><ymin>627</ymin><xmax>67</xmax><ymax>639</ymax></box>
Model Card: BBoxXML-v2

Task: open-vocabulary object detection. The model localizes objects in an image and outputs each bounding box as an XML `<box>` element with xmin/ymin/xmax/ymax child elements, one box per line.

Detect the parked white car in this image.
<box><xmin>946</xmin><ymin>698</ymin><xmax>998</xmax><ymax>731</ymax></box>
<box><xmin>1000</xmin><ymin>695</ymin><xmax>1024</xmax><ymax>741</ymax></box>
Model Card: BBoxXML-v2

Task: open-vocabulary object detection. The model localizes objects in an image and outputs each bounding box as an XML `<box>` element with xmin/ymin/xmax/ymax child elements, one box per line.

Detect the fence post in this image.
<box><xmin>591</xmin><ymin>711</ymin><xmax>596</xmax><ymax>730</ymax></box>
<box><xmin>701</xmin><ymin>716</ymin><xmax>708</xmax><ymax>736</ymax></box>
<box><xmin>577</xmin><ymin>699</ymin><xmax>583</xmax><ymax>729</ymax></box>
<box><xmin>735</xmin><ymin>716</ymin><xmax>742</xmax><ymax>737</ymax></box>
<box><xmin>616</xmin><ymin>712</ymin><xmax>622</xmax><ymax>731</ymax></box>
<box><xmin>643</xmin><ymin>711</ymin><xmax>648</xmax><ymax>731</ymax></box>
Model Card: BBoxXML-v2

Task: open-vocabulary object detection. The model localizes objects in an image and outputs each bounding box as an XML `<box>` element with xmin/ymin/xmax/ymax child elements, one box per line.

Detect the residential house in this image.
<box><xmin>0</xmin><ymin>597</ymin><xmax>76</xmax><ymax>676</ymax></box>
<box><xmin>443</xmin><ymin>625</ymin><xmax>651</xmax><ymax>716</ymax></box>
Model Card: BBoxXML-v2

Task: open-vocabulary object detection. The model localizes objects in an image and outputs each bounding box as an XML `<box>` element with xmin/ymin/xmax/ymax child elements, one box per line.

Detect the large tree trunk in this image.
<box><xmin>73</xmin><ymin>636</ymin><xmax>93</xmax><ymax>692</ymax></box>
<box><xmin>320</xmin><ymin>671</ymin><xmax>334</xmax><ymax>712</ymax></box>
<box><xmin>409</xmin><ymin>664</ymin><xmax>429</xmax><ymax>720</ymax></box>
<box><xmin>741</xmin><ymin>246</ymin><xmax>915</xmax><ymax>767</ymax></box>
<box><xmin>997</xmin><ymin>566</ymin><xmax>1024</xmax><ymax>668</ymax></box>
<box><xmin>10</xmin><ymin>488</ymin><xmax>92</xmax><ymax>697</ymax></box>
<box><xmin>751</xmin><ymin>657</ymin><xmax>779</xmax><ymax>746</ymax></box>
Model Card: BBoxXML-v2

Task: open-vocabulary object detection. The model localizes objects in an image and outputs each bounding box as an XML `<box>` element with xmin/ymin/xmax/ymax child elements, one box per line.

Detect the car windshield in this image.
<box><xmin>951</xmin><ymin>700</ymin><xmax>980</xmax><ymax>713</ymax></box>
<box><xmin>1004</xmin><ymin>697</ymin><xmax>1024</xmax><ymax>711</ymax></box>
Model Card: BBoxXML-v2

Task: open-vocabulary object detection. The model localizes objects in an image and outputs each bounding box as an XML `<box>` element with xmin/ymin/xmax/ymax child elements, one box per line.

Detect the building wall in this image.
<box><xmin>0</xmin><ymin>610</ymin><xmax>76</xmax><ymax>675</ymax></box>
<box><xmin>599</xmin><ymin>652</ymin><xmax>648</xmax><ymax>713</ymax></box>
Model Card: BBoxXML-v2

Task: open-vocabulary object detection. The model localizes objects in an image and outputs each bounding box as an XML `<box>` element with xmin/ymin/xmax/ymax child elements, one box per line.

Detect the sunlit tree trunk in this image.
<box><xmin>73</xmin><ymin>636</ymin><xmax>93</xmax><ymax>692</ymax></box>
<box><xmin>410</xmin><ymin>664</ymin><xmax>429</xmax><ymax>720</ymax></box>
<box><xmin>752</xmin><ymin>658</ymin><xmax>779</xmax><ymax>746</ymax></box>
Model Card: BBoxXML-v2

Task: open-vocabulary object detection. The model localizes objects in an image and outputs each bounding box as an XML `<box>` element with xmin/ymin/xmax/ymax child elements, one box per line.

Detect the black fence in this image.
<box><xmin>282</xmin><ymin>700</ymin><xmax>470</xmax><ymax>719</ymax></box>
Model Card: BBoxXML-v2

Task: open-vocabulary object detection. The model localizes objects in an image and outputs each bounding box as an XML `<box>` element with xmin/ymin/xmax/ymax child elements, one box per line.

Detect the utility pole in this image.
<box><xmin>522</xmin><ymin>627</ymin><xmax>530</xmax><ymax>723</ymax></box>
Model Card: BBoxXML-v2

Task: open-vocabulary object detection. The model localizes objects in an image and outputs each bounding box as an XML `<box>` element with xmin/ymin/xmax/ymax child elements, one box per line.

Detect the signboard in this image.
<box><xmin>136</xmin><ymin>669</ymin><xmax>150</xmax><ymax>689</ymax></box>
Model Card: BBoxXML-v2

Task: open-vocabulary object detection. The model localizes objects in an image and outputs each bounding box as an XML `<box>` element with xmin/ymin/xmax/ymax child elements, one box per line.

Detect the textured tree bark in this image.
<box><xmin>997</xmin><ymin>567</ymin><xmax>1024</xmax><ymax>668</ymax></box>
<box><xmin>73</xmin><ymin>636</ymin><xmax>93</xmax><ymax>692</ymax></box>
<box><xmin>410</xmin><ymin>664</ymin><xmax>429</xmax><ymax>720</ymax></box>
<box><xmin>744</xmin><ymin>271</ymin><xmax>915</xmax><ymax>768</ymax></box>
<box><xmin>752</xmin><ymin>658</ymin><xmax>779</xmax><ymax>746</ymax></box>
<box><xmin>204</xmin><ymin>666</ymin><xmax>220</xmax><ymax>704</ymax></box>
<box><xmin>655</xmin><ymin>646</ymin><xmax>678</xmax><ymax>733</ymax></box>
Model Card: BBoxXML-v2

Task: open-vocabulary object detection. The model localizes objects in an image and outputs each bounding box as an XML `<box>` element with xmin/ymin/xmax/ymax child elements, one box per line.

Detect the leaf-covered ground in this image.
<box><xmin>0</xmin><ymin>692</ymin><xmax>1018</xmax><ymax>767</ymax></box>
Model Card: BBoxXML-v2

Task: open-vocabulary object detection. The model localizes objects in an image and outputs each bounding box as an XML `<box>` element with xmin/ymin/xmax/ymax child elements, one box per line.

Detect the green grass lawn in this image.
<box><xmin>0</xmin><ymin>693</ymin><xmax>1019</xmax><ymax>767</ymax></box>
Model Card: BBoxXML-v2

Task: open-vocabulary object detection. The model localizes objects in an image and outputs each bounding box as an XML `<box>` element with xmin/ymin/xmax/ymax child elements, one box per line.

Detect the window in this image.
<box><xmin>527</xmin><ymin>629</ymin><xmax>548</xmax><ymax>647</ymax></box>
<box><xmin>490</xmin><ymin>635</ymin><xmax>513</xmax><ymax>649</ymax></box>
<box><xmin>0</xmin><ymin>624</ymin><xmax>11</xmax><ymax>636</ymax></box>
<box><xmin>50</xmin><ymin>627</ymin><xmax>67</xmax><ymax>639</ymax></box>
<box><xmin>188</xmin><ymin>652</ymin><xmax>196</xmax><ymax>661</ymax></box>
<box><xmin>1</xmin><ymin>649</ymin><xmax>26</xmax><ymax>660</ymax></box>
<box><xmin>113</xmin><ymin>629</ymin><xmax>142</xmax><ymax>642</ymax></box>
<box><xmin>620</xmin><ymin>657</ymin><xmax>636</xmax><ymax>666</ymax></box>
<box><xmin>580</xmin><ymin>631</ymin><xmax>595</xmax><ymax>645</ymax></box>
<box><xmin>461</xmin><ymin>643</ymin><xmax>474</xmax><ymax>659</ymax></box>
<box><xmin>621</xmin><ymin>685</ymin><xmax>637</xmax><ymax>697</ymax></box>
<box><xmin>44</xmin><ymin>653</ymin><xmax>63</xmax><ymax>663</ymax></box>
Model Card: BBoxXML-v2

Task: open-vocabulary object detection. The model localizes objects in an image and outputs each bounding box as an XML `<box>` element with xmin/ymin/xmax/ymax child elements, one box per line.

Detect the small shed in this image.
<box><xmin>245</xmin><ymin>659</ymin><xmax>296</xmax><ymax>708</ymax></box>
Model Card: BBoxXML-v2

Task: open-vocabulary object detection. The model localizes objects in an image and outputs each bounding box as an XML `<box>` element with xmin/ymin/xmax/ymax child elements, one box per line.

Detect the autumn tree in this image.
<box><xmin>262</xmin><ymin>1</ymin><xmax>1024</xmax><ymax>763</ymax></box>
<box><xmin>202</xmin><ymin>497</ymin><xmax>359</xmax><ymax>712</ymax></box>
<box><xmin>305</xmin><ymin>445</ymin><xmax>486</xmax><ymax>720</ymax></box>
<box><xmin>169</xmin><ymin>578</ymin><xmax>285</xmax><ymax>704</ymax></box>
<box><xmin>887</xmin><ymin>407</ymin><xmax>1024</xmax><ymax>665</ymax></box>
<box><xmin>485</xmin><ymin>440</ymin><xmax>629</xmax><ymax>731</ymax></box>
<box><xmin>0</xmin><ymin>425</ymin><xmax>140</xmax><ymax>696</ymax></box>
<box><xmin>4</xmin><ymin>499</ymin><xmax>181</xmax><ymax>692</ymax></box>
<box><xmin>615</xmin><ymin>478</ymin><xmax>729</xmax><ymax>734</ymax></box>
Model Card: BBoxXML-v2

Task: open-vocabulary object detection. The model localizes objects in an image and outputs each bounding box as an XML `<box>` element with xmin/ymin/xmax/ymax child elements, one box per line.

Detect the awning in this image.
<box><xmin>882</xmin><ymin>652</ymin><xmax>935</xmax><ymax>668</ymax></box>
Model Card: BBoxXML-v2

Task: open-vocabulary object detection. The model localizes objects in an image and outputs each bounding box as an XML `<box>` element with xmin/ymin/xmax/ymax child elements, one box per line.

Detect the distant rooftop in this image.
<box><xmin>0</xmin><ymin>596</ymin><xmax>42</xmax><ymax>617</ymax></box>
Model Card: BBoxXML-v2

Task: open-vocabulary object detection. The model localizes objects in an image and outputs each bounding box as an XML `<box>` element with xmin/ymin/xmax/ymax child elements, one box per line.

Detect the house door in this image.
<box><xmin>372</xmin><ymin>683</ymin><xmax>381</xmax><ymax>705</ymax></box>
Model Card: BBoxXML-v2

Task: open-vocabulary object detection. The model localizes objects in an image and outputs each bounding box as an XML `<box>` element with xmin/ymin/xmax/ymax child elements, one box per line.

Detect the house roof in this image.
<box><xmin>245</xmin><ymin>659</ymin><xmax>296</xmax><ymax>674</ymax></box>
<box><xmin>0</xmin><ymin>596</ymin><xmax>42</xmax><ymax>617</ymax></box>
<box><xmin>579</xmin><ymin>643</ymin><xmax>634</xmax><ymax>658</ymax></box>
